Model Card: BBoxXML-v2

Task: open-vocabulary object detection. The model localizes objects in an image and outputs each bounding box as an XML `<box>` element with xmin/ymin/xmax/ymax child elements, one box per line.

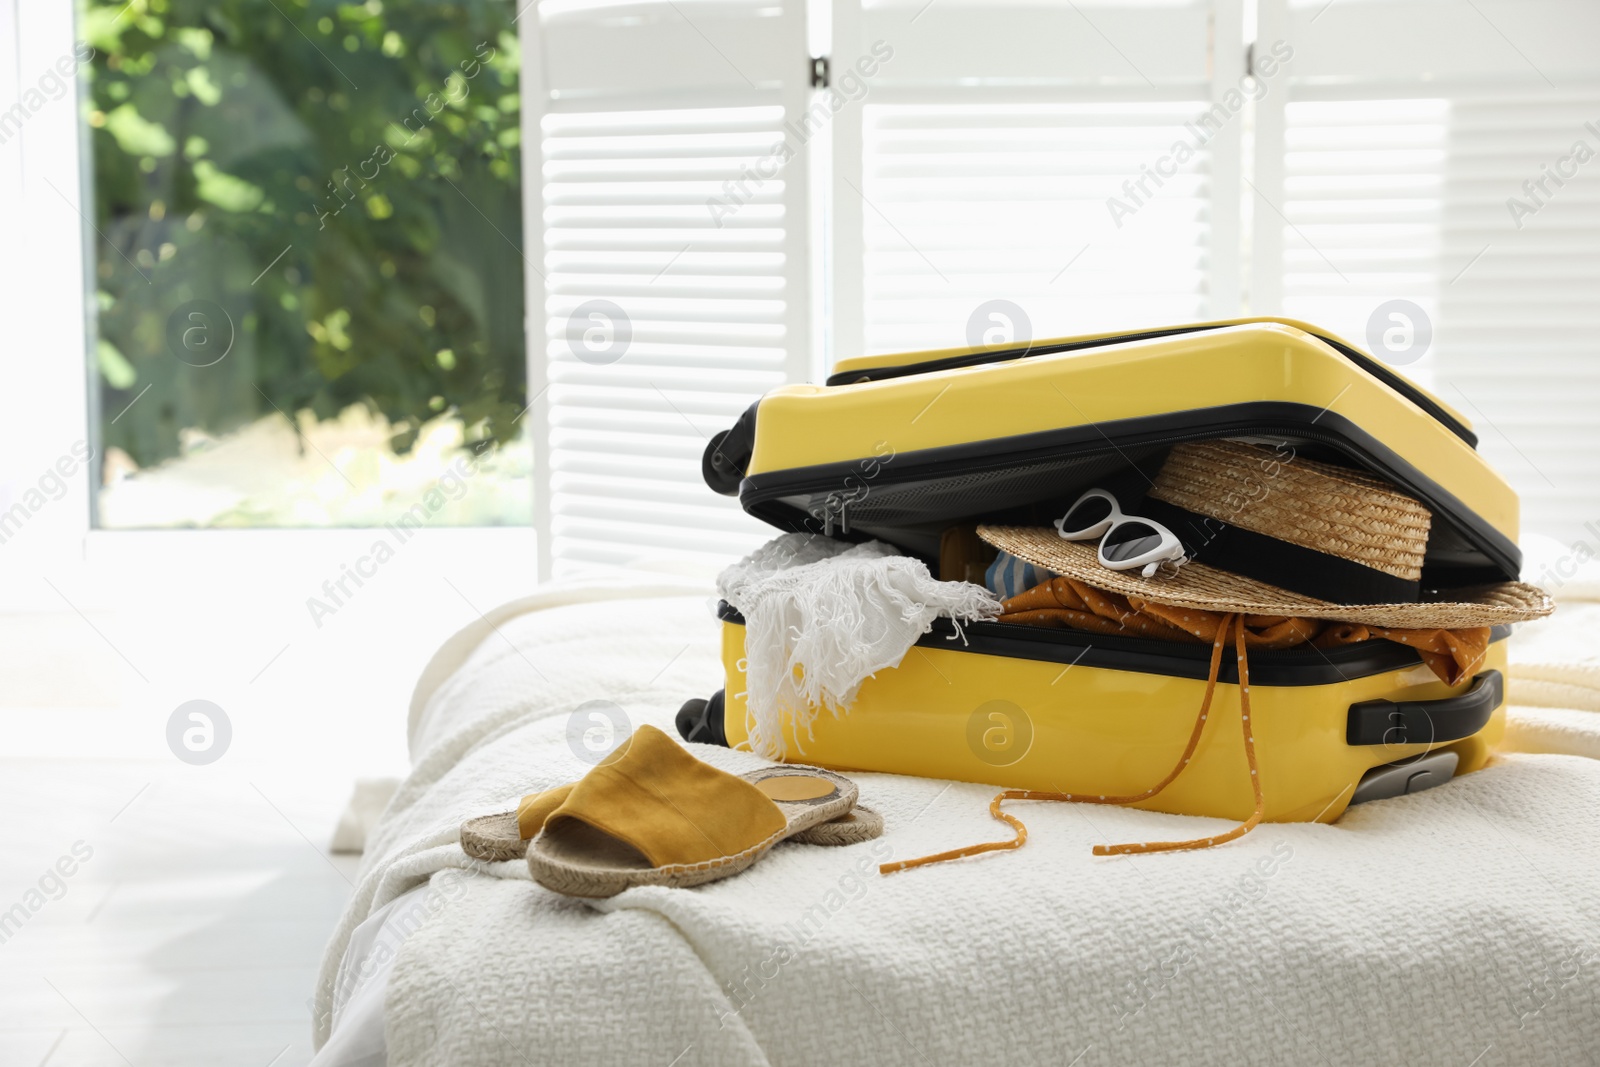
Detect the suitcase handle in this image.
<box><xmin>1345</xmin><ymin>669</ymin><xmax>1502</xmax><ymax>747</ymax></box>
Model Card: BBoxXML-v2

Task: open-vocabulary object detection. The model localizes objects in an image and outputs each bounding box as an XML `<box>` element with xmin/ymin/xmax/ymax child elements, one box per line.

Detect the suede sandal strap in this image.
<box><xmin>545</xmin><ymin>725</ymin><xmax>787</xmax><ymax>868</ymax></box>
<box><xmin>467</xmin><ymin>788</ymin><xmax>879</xmax><ymax>862</ymax></box>
<box><xmin>516</xmin><ymin>784</ymin><xmax>574</xmax><ymax>841</ymax></box>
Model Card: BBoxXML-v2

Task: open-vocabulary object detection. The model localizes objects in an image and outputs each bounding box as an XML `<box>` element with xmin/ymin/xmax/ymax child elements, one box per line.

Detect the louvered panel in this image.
<box><xmin>549</xmin><ymin>344</ymin><xmax>787</xmax><ymax>372</ymax></box>
<box><xmin>552</xmin><ymin>515</ymin><xmax>767</xmax><ymax>564</ymax></box>
<box><xmin>549</xmin><ymin>340</ymin><xmax>787</xmax><ymax>369</ymax></box>
<box><xmin>551</xmin><ymin>372</ymin><xmax>785</xmax><ymax>405</ymax></box>
<box><xmin>859</xmin><ymin>101</ymin><xmax>1217</xmax><ymax>355</ymax></box>
<box><xmin>554</xmin><ymin>491</ymin><xmax>757</xmax><ymax>531</ymax></box>
<box><xmin>1439</xmin><ymin>93</ymin><xmax>1600</xmax><ymax>535</ymax></box>
<box><xmin>1274</xmin><ymin>89</ymin><xmax>1600</xmax><ymax>541</ymax></box>
<box><xmin>1278</xmin><ymin>98</ymin><xmax>1449</xmax><ymax>331</ymax></box>
<box><xmin>540</xmin><ymin>101</ymin><xmax>793</xmax><ymax>576</ymax></box>
<box><xmin>552</xmin><ymin>469</ymin><xmax>731</xmax><ymax>504</ymax></box>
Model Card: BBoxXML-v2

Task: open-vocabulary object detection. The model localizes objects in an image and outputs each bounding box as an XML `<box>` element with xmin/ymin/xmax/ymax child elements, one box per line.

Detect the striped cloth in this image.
<box><xmin>985</xmin><ymin>550</ymin><xmax>1055</xmax><ymax>599</ymax></box>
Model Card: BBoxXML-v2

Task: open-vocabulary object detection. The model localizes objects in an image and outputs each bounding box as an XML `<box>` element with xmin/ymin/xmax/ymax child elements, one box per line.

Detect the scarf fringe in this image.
<box><xmin>719</xmin><ymin>534</ymin><xmax>1002</xmax><ymax>759</ymax></box>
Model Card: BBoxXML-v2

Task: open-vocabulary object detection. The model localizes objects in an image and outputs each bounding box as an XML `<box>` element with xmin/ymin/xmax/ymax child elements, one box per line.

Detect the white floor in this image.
<box><xmin>0</xmin><ymin>540</ymin><xmax>552</xmax><ymax>1066</ymax></box>
<box><xmin>0</xmin><ymin>758</ymin><xmax>360</xmax><ymax>1067</ymax></box>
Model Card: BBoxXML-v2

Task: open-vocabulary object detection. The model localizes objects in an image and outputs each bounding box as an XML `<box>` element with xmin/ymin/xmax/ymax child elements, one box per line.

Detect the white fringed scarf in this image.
<box><xmin>717</xmin><ymin>533</ymin><xmax>1002</xmax><ymax>759</ymax></box>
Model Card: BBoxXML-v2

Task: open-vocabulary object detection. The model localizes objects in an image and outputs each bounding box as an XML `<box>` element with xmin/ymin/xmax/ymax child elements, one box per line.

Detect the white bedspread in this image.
<box><xmin>313</xmin><ymin>581</ymin><xmax>1600</xmax><ymax>1066</ymax></box>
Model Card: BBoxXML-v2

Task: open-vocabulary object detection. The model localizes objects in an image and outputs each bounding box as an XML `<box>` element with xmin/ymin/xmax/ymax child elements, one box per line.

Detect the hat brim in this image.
<box><xmin>978</xmin><ymin>525</ymin><xmax>1554</xmax><ymax>630</ymax></box>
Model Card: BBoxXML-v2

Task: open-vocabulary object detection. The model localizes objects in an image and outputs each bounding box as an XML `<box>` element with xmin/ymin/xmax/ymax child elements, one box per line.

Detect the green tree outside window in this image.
<box><xmin>83</xmin><ymin>0</ymin><xmax>526</xmax><ymax>524</ymax></box>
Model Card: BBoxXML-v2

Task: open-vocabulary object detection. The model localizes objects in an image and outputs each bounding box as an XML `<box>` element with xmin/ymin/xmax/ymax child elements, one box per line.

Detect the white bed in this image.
<box><xmin>310</xmin><ymin>571</ymin><xmax>1600</xmax><ymax>1067</ymax></box>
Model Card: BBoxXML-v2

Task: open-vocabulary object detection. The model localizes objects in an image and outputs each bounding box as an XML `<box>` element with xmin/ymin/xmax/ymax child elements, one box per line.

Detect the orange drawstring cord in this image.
<box><xmin>1094</xmin><ymin>613</ymin><xmax>1263</xmax><ymax>856</ymax></box>
<box><xmin>881</xmin><ymin>613</ymin><xmax>1265</xmax><ymax>874</ymax></box>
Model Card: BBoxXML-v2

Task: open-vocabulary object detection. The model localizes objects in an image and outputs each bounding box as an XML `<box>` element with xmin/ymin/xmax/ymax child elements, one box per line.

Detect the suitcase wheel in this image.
<box><xmin>677</xmin><ymin>690</ymin><xmax>728</xmax><ymax>747</ymax></box>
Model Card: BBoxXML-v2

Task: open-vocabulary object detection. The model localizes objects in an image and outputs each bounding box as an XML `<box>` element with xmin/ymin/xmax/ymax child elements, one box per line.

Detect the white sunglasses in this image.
<box><xmin>1054</xmin><ymin>488</ymin><xmax>1187</xmax><ymax>578</ymax></box>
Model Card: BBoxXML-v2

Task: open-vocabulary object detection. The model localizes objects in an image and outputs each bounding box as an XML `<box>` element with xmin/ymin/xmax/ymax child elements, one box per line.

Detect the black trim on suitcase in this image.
<box><xmin>735</xmin><ymin>401</ymin><xmax>1521</xmax><ymax>585</ymax></box>
<box><xmin>1346</xmin><ymin>670</ymin><xmax>1503</xmax><ymax>746</ymax></box>
<box><xmin>714</xmin><ymin>601</ymin><xmax>1511</xmax><ymax>689</ymax></box>
<box><xmin>822</xmin><ymin>322</ymin><xmax>1478</xmax><ymax>448</ymax></box>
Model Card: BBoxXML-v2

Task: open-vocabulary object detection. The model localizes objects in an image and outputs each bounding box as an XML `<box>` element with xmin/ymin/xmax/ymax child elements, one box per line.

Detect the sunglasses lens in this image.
<box><xmin>1060</xmin><ymin>495</ymin><xmax>1113</xmax><ymax>534</ymax></box>
<box><xmin>1101</xmin><ymin>521</ymin><xmax>1165</xmax><ymax>562</ymax></box>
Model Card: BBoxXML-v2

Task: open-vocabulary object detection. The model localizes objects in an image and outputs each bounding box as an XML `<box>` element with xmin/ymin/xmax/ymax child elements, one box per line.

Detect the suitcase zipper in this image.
<box><xmin>714</xmin><ymin>599</ymin><xmax>1510</xmax><ymax>687</ymax></box>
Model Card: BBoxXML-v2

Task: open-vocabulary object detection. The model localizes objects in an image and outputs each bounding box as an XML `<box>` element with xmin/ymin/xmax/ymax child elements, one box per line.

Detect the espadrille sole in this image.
<box><xmin>791</xmin><ymin>804</ymin><xmax>884</xmax><ymax>846</ymax></box>
<box><xmin>526</xmin><ymin>766</ymin><xmax>860</xmax><ymax>898</ymax></box>
<box><xmin>461</xmin><ymin>802</ymin><xmax>884</xmax><ymax>862</ymax></box>
<box><xmin>460</xmin><ymin>812</ymin><xmax>531</xmax><ymax>863</ymax></box>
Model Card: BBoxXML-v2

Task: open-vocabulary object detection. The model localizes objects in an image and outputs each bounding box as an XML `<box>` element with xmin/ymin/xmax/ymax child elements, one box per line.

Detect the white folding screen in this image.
<box><xmin>1253</xmin><ymin>0</ymin><xmax>1600</xmax><ymax>544</ymax></box>
<box><xmin>829</xmin><ymin>0</ymin><xmax>1245</xmax><ymax>358</ymax></box>
<box><xmin>519</xmin><ymin>0</ymin><xmax>1599</xmax><ymax>576</ymax></box>
<box><xmin>522</xmin><ymin>0</ymin><xmax>813</xmax><ymax>578</ymax></box>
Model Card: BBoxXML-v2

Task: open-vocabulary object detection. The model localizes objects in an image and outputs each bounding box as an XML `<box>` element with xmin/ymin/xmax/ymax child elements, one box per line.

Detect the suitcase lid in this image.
<box><xmin>827</xmin><ymin>317</ymin><xmax>1475</xmax><ymax>447</ymax></box>
<box><xmin>702</xmin><ymin>321</ymin><xmax>1523</xmax><ymax>587</ymax></box>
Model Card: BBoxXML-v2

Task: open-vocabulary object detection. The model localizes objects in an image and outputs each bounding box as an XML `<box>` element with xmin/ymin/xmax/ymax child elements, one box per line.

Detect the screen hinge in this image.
<box><xmin>810</xmin><ymin>55</ymin><xmax>830</xmax><ymax>88</ymax></box>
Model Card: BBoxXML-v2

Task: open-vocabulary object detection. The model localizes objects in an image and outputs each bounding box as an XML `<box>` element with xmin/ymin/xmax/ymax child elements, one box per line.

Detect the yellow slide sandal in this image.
<box><xmin>500</xmin><ymin>725</ymin><xmax>864</xmax><ymax>897</ymax></box>
<box><xmin>461</xmin><ymin>726</ymin><xmax>881</xmax><ymax>866</ymax></box>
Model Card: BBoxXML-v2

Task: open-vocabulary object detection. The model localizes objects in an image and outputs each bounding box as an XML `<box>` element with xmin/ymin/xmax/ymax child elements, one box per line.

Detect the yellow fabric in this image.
<box><xmin>1311</xmin><ymin>623</ymin><xmax>1490</xmax><ymax>688</ymax></box>
<box><xmin>538</xmin><ymin>725</ymin><xmax>788</xmax><ymax>867</ymax></box>
<box><xmin>518</xmin><ymin>768</ymin><xmax>841</xmax><ymax>841</ymax></box>
<box><xmin>516</xmin><ymin>784</ymin><xmax>574</xmax><ymax>841</ymax></box>
<box><xmin>999</xmin><ymin>576</ymin><xmax>1489</xmax><ymax>685</ymax></box>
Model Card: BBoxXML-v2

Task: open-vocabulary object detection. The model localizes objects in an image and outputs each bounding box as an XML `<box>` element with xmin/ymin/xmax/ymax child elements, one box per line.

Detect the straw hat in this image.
<box><xmin>979</xmin><ymin>440</ymin><xmax>1552</xmax><ymax>630</ymax></box>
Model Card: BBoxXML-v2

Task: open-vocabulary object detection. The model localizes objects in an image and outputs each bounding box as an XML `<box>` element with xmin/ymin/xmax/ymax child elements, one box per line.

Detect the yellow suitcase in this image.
<box><xmin>681</xmin><ymin>319</ymin><xmax>1520</xmax><ymax>823</ymax></box>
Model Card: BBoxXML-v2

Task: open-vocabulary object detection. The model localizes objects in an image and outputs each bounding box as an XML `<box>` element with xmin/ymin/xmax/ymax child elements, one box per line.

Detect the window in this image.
<box><xmin>80</xmin><ymin>0</ymin><xmax>529</xmax><ymax>529</ymax></box>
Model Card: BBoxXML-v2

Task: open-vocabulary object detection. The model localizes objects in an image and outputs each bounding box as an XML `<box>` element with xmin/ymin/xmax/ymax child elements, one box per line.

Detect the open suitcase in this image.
<box><xmin>679</xmin><ymin>319</ymin><xmax>1520</xmax><ymax>824</ymax></box>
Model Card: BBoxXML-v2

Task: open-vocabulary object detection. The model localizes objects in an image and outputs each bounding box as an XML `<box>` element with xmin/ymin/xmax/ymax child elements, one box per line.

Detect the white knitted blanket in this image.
<box><xmin>1504</xmin><ymin>603</ymin><xmax>1600</xmax><ymax>761</ymax></box>
<box><xmin>313</xmin><ymin>582</ymin><xmax>1600</xmax><ymax>1066</ymax></box>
